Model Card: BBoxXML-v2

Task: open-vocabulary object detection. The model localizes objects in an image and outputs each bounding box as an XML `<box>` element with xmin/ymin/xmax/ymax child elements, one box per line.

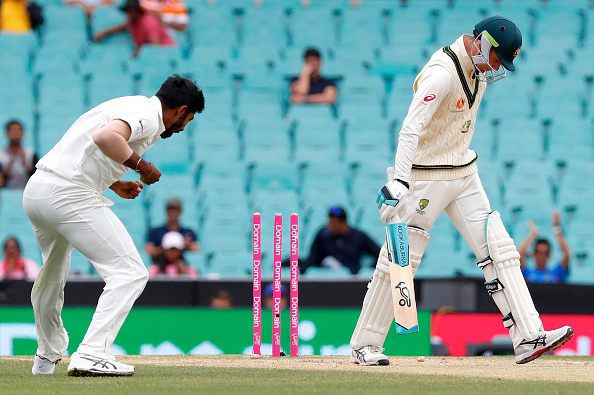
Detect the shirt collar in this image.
<box><xmin>453</xmin><ymin>35</ymin><xmax>475</xmax><ymax>78</ymax></box>
<box><xmin>149</xmin><ymin>96</ymin><xmax>166</xmax><ymax>136</ymax></box>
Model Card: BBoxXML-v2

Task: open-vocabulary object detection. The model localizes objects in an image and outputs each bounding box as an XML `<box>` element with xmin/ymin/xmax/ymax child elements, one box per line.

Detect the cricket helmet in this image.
<box><xmin>473</xmin><ymin>15</ymin><xmax>522</xmax><ymax>72</ymax></box>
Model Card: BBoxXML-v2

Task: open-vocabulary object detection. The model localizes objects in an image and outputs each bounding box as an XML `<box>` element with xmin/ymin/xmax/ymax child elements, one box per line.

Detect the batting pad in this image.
<box><xmin>350</xmin><ymin>244</ymin><xmax>394</xmax><ymax>349</ymax></box>
<box><xmin>408</xmin><ymin>227</ymin><xmax>430</xmax><ymax>276</ymax></box>
<box><xmin>486</xmin><ymin>211</ymin><xmax>542</xmax><ymax>341</ymax></box>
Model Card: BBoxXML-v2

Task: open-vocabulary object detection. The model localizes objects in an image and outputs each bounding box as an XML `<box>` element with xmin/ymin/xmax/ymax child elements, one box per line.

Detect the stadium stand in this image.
<box><xmin>1</xmin><ymin>0</ymin><xmax>593</xmax><ymax>283</ymax></box>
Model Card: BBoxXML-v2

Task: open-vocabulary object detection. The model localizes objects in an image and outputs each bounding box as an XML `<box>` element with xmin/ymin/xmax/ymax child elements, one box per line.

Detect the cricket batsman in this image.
<box><xmin>349</xmin><ymin>16</ymin><xmax>573</xmax><ymax>366</ymax></box>
<box><xmin>25</xmin><ymin>75</ymin><xmax>205</xmax><ymax>376</ymax></box>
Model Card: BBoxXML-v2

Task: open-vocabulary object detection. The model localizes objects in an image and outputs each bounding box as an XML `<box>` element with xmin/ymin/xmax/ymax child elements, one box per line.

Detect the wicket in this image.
<box><xmin>252</xmin><ymin>212</ymin><xmax>299</xmax><ymax>357</ymax></box>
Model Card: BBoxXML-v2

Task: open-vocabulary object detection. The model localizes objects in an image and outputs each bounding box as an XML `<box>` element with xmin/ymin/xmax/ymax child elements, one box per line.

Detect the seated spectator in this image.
<box><xmin>290</xmin><ymin>47</ymin><xmax>338</xmax><ymax>105</ymax></box>
<box><xmin>0</xmin><ymin>120</ymin><xmax>38</xmax><ymax>189</ymax></box>
<box><xmin>210</xmin><ymin>289</ymin><xmax>233</xmax><ymax>309</ymax></box>
<box><xmin>0</xmin><ymin>0</ymin><xmax>43</xmax><ymax>33</ymax></box>
<box><xmin>140</xmin><ymin>0</ymin><xmax>189</xmax><ymax>33</ymax></box>
<box><xmin>519</xmin><ymin>210</ymin><xmax>570</xmax><ymax>283</ymax></box>
<box><xmin>147</xmin><ymin>231</ymin><xmax>198</xmax><ymax>278</ymax></box>
<box><xmin>94</xmin><ymin>0</ymin><xmax>175</xmax><ymax>57</ymax></box>
<box><xmin>263</xmin><ymin>282</ymin><xmax>288</xmax><ymax>309</ymax></box>
<box><xmin>145</xmin><ymin>197</ymin><xmax>199</xmax><ymax>265</ymax></box>
<box><xmin>0</xmin><ymin>236</ymin><xmax>39</xmax><ymax>280</ymax></box>
<box><xmin>301</xmin><ymin>206</ymin><xmax>380</xmax><ymax>275</ymax></box>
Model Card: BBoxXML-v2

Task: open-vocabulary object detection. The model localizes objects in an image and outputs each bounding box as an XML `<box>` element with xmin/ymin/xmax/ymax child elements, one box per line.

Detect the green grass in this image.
<box><xmin>2</xmin><ymin>356</ymin><xmax>593</xmax><ymax>394</ymax></box>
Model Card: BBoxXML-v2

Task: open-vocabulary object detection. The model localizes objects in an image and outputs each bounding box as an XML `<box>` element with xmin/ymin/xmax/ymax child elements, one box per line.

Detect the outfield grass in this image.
<box><xmin>2</xmin><ymin>356</ymin><xmax>593</xmax><ymax>394</ymax></box>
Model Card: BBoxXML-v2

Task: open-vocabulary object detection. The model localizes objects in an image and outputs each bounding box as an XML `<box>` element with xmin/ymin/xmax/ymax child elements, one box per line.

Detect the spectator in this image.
<box><xmin>263</xmin><ymin>282</ymin><xmax>288</xmax><ymax>309</ymax></box>
<box><xmin>519</xmin><ymin>210</ymin><xmax>570</xmax><ymax>283</ymax></box>
<box><xmin>0</xmin><ymin>120</ymin><xmax>38</xmax><ymax>189</ymax></box>
<box><xmin>140</xmin><ymin>0</ymin><xmax>189</xmax><ymax>33</ymax></box>
<box><xmin>0</xmin><ymin>236</ymin><xmax>39</xmax><ymax>280</ymax></box>
<box><xmin>93</xmin><ymin>0</ymin><xmax>175</xmax><ymax>57</ymax></box>
<box><xmin>301</xmin><ymin>206</ymin><xmax>380</xmax><ymax>275</ymax></box>
<box><xmin>145</xmin><ymin>197</ymin><xmax>199</xmax><ymax>265</ymax></box>
<box><xmin>290</xmin><ymin>47</ymin><xmax>338</xmax><ymax>105</ymax></box>
<box><xmin>147</xmin><ymin>231</ymin><xmax>198</xmax><ymax>278</ymax></box>
<box><xmin>210</xmin><ymin>289</ymin><xmax>233</xmax><ymax>309</ymax></box>
<box><xmin>0</xmin><ymin>0</ymin><xmax>43</xmax><ymax>33</ymax></box>
<box><xmin>65</xmin><ymin>0</ymin><xmax>113</xmax><ymax>17</ymax></box>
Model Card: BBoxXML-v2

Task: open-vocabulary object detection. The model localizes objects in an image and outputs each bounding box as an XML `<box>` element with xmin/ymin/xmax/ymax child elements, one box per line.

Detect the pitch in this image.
<box><xmin>2</xmin><ymin>355</ymin><xmax>593</xmax><ymax>394</ymax></box>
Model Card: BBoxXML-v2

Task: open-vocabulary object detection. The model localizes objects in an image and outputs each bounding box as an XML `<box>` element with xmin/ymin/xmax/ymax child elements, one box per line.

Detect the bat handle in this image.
<box><xmin>389</xmin><ymin>214</ymin><xmax>401</xmax><ymax>224</ymax></box>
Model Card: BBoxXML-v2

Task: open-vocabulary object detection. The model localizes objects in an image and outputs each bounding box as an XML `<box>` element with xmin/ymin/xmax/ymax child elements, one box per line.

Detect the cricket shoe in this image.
<box><xmin>350</xmin><ymin>345</ymin><xmax>390</xmax><ymax>366</ymax></box>
<box><xmin>67</xmin><ymin>352</ymin><xmax>135</xmax><ymax>376</ymax></box>
<box><xmin>515</xmin><ymin>326</ymin><xmax>574</xmax><ymax>364</ymax></box>
<box><xmin>32</xmin><ymin>354</ymin><xmax>61</xmax><ymax>375</ymax></box>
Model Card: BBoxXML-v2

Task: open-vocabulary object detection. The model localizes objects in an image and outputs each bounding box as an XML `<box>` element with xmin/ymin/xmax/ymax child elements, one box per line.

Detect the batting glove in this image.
<box><xmin>376</xmin><ymin>167</ymin><xmax>409</xmax><ymax>224</ymax></box>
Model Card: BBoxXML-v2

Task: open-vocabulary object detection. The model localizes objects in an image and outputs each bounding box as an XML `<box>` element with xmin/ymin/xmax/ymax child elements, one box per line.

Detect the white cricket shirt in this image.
<box><xmin>37</xmin><ymin>95</ymin><xmax>165</xmax><ymax>193</ymax></box>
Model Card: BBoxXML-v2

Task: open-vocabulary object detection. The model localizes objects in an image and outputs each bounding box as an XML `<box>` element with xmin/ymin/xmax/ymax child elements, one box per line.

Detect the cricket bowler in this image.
<box><xmin>25</xmin><ymin>75</ymin><xmax>205</xmax><ymax>376</ymax></box>
<box><xmin>349</xmin><ymin>16</ymin><xmax>573</xmax><ymax>366</ymax></box>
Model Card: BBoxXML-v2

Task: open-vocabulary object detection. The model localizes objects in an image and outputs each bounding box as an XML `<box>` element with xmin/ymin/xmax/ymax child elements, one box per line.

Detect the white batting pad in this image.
<box><xmin>408</xmin><ymin>227</ymin><xmax>430</xmax><ymax>276</ymax></box>
<box><xmin>350</xmin><ymin>244</ymin><xmax>394</xmax><ymax>349</ymax></box>
<box><xmin>486</xmin><ymin>211</ymin><xmax>542</xmax><ymax>341</ymax></box>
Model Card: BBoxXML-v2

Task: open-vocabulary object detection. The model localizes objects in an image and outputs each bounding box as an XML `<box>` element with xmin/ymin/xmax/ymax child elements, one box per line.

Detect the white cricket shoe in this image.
<box><xmin>67</xmin><ymin>352</ymin><xmax>135</xmax><ymax>376</ymax></box>
<box><xmin>515</xmin><ymin>326</ymin><xmax>573</xmax><ymax>364</ymax></box>
<box><xmin>32</xmin><ymin>354</ymin><xmax>60</xmax><ymax>375</ymax></box>
<box><xmin>350</xmin><ymin>345</ymin><xmax>390</xmax><ymax>366</ymax></box>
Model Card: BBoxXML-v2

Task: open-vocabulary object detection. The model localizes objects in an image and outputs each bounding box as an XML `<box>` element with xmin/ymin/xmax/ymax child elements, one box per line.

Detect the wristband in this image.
<box><xmin>134</xmin><ymin>157</ymin><xmax>142</xmax><ymax>174</ymax></box>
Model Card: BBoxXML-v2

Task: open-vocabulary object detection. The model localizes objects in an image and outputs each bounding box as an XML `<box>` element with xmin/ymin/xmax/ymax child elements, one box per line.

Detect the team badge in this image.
<box><xmin>461</xmin><ymin>120</ymin><xmax>472</xmax><ymax>133</ymax></box>
<box><xmin>419</xmin><ymin>199</ymin><xmax>429</xmax><ymax>210</ymax></box>
<box><xmin>416</xmin><ymin>199</ymin><xmax>429</xmax><ymax>215</ymax></box>
<box><xmin>513</xmin><ymin>47</ymin><xmax>521</xmax><ymax>58</ymax></box>
<box><xmin>456</xmin><ymin>99</ymin><xmax>465</xmax><ymax>109</ymax></box>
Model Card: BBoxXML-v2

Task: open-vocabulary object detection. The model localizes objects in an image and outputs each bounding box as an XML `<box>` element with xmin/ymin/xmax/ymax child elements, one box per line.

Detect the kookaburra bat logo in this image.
<box><xmin>394</xmin><ymin>281</ymin><xmax>412</xmax><ymax>307</ymax></box>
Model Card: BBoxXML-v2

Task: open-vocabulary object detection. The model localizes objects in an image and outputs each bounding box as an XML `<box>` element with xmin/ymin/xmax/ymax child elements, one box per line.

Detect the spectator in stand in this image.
<box><xmin>64</xmin><ymin>0</ymin><xmax>113</xmax><ymax>18</ymax></box>
<box><xmin>0</xmin><ymin>120</ymin><xmax>38</xmax><ymax>189</ymax></box>
<box><xmin>93</xmin><ymin>0</ymin><xmax>175</xmax><ymax>57</ymax></box>
<box><xmin>263</xmin><ymin>282</ymin><xmax>288</xmax><ymax>309</ymax></box>
<box><xmin>140</xmin><ymin>0</ymin><xmax>189</xmax><ymax>33</ymax></box>
<box><xmin>210</xmin><ymin>289</ymin><xmax>233</xmax><ymax>309</ymax></box>
<box><xmin>301</xmin><ymin>206</ymin><xmax>380</xmax><ymax>275</ymax></box>
<box><xmin>145</xmin><ymin>197</ymin><xmax>199</xmax><ymax>265</ymax></box>
<box><xmin>147</xmin><ymin>231</ymin><xmax>198</xmax><ymax>278</ymax></box>
<box><xmin>0</xmin><ymin>0</ymin><xmax>43</xmax><ymax>33</ymax></box>
<box><xmin>519</xmin><ymin>210</ymin><xmax>570</xmax><ymax>283</ymax></box>
<box><xmin>0</xmin><ymin>236</ymin><xmax>39</xmax><ymax>280</ymax></box>
<box><xmin>290</xmin><ymin>47</ymin><xmax>338</xmax><ymax>105</ymax></box>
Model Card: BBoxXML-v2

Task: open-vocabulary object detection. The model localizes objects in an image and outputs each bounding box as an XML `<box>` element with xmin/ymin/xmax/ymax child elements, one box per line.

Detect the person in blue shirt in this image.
<box><xmin>302</xmin><ymin>206</ymin><xmax>380</xmax><ymax>275</ymax></box>
<box><xmin>518</xmin><ymin>210</ymin><xmax>570</xmax><ymax>283</ymax></box>
<box><xmin>290</xmin><ymin>47</ymin><xmax>338</xmax><ymax>105</ymax></box>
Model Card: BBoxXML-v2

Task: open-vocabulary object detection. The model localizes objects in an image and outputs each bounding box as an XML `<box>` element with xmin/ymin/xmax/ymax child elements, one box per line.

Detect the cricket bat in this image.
<box><xmin>385</xmin><ymin>219</ymin><xmax>419</xmax><ymax>334</ymax></box>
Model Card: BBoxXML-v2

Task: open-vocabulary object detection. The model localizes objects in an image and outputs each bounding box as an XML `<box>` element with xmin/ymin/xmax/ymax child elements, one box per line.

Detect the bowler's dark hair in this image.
<box><xmin>156</xmin><ymin>75</ymin><xmax>205</xmax><ymax>114</ymax></box>
<box><xmin>5</xmin><ymin>119</ymin><xmax>23</xmax><ymax>132</ymax></box>
<box><xmin>304</xmin><ymin>47</ymin><xmax>321</xmax><ymax>59</ymax></box>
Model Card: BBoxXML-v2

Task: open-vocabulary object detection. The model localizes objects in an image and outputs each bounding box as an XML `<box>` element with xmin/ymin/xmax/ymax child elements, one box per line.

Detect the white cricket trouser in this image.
<box><xmin>404</xmin><ymin>172</ymin><xmax>491</xmax><ymax>262</ymax></box>
<box><xmin>23</xmin><ymin>170</ymin><xmax>149</xmax><ymax>361</ymax></box>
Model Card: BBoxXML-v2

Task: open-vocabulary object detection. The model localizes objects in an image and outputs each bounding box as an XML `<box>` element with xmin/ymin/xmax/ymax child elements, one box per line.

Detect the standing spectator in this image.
<box><xmin>0</xmin><ymin>236</ymin><xmax>39</xmax><ymax>280</ymax></box>
<box><xmin>301</xmin><ymin>206</ymin><xmax>380</xmax><ymax>275</ymax></box>
<box><xmin>290</xmin><ymin>47</ymin><xmax>338</xmax><ymax>105</ymax></box>
<box><xmin>518</xmin><ymin>210</ymin><xmax>570</xmax><ymax>283</ymax></box>
<box><xmin>140</xmin><ymin>0</ymin><xmax>189</xmax><ymax>33</ymax></box>
<box><xmin>147</xmin><ymin>231</ymin><xmax>198</xmax><ymax>278</ymax></box>
<box><xmin>0</xmin><ymin>120</ymin><xmax>38</xmax><ymax>189</ymax></box>
<box><xmin>145</xmin><ymin>197</ymin><xmax>199</xmax><ymax>266</ymax></box>
<box><xmin>94</xmin><ymin>0</ymin><xmax>175</xmax><ymax>57</ymax></box>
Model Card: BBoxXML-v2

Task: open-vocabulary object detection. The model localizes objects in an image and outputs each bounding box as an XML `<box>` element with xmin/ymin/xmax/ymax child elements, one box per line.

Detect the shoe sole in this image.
<box><xmin>351</xmin><ymin>359</ymin><xmax>390</xmax><ymax>366</ymax></box>
<box><xmin>516</xmin><ymin>327</ymin><xmax>574</xmax><ymax>364</ymax></box>
<box><xmin>67</xmin><ymin>368</ymin><xmax>134</xmax><ymax>377</ymax></box>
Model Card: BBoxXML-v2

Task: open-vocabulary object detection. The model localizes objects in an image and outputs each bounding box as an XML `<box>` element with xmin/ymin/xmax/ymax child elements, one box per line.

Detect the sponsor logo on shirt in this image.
<box><xmin>451</xmin><ymin>98</ymin><xmax>466</xmax><ymax>113</ymax></box>
<box><xmin>422</xmin><ymin>94</ymin><xmax>436</xmax><ymax>105</ymax></box>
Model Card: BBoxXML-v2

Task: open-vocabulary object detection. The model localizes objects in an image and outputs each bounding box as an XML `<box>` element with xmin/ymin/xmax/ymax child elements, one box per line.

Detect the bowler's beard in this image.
<box><xmin>160</xmin><ymin>115</ymin><xmax>186</xmax><ymax>139</ymax></box>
